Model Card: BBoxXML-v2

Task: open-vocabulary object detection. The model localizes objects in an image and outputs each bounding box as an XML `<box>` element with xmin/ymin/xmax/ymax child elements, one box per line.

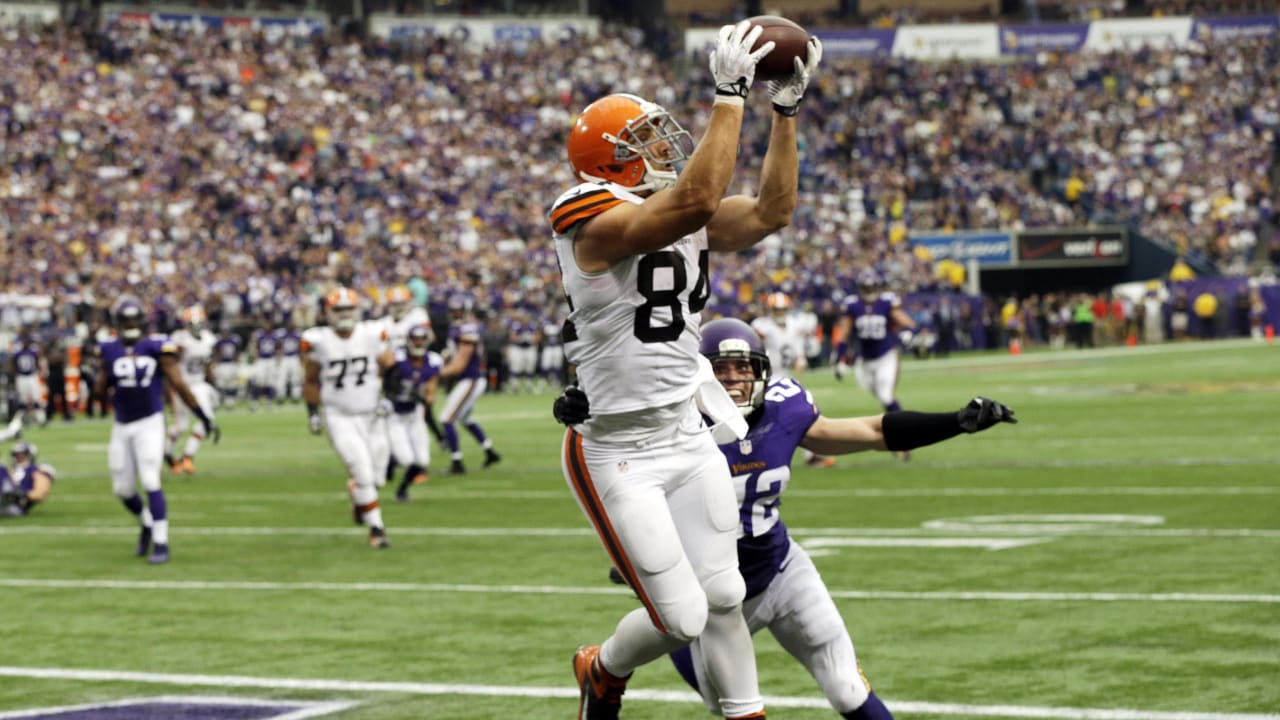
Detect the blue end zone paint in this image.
<box><xmin>0</xmin><ymin>697</ymin><xmax>355</xmax><ymax>720</ymax></box>
<box><xmin>12</xmin><ymin>703</ymin><xmax>293</xmax><ymax>719</ymax></box>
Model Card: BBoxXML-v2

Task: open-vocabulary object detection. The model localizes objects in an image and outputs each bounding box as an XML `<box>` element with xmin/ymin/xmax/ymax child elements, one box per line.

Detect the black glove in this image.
<box><xmin>552</xmin><ymin>386</ymin><xmax>591</xmax><ymax>426</ymax></box>
<box><xmin>201</xmin><ymin>416</ymin><xmax>222</xmax><ymax>444</ymax></box>
<box><xmin>957</xmin><ymin>397</ymin><xmax>1017</xmax><ymax>433</ymax></box>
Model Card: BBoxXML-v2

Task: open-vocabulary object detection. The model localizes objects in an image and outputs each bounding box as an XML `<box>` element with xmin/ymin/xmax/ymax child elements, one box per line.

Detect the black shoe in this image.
<box><xmin>135</xmin><ymin>526</ymin><xmax>153</xmax><ymax>557</ymax></box>
<box><xmin>395</xmin><ymin>487</ymin><xmax>410</xmax><ymax>503</ymax></box>
<box><xmin>607</xmin><ymin>566</ymin><xmax>627</xmax><ymax>586</ymax></box>
<box><xmin>148</xmin><ymin>543</ymin><xmax>170</xmax><ymax>564</ymax></box>
<box><xmin>449</xmin><ymin>460</ymin><xmax>466</xmax><ymax>475</ymax></box>
<box><xmin>369</xmin><ymin>526</ymin><xmax>390</xmax><ymax>549</ymax></box>
<box><xmin>484</xmin><ymin>449</ymin><xmax>501</xmax><ymax>468</ymax></box>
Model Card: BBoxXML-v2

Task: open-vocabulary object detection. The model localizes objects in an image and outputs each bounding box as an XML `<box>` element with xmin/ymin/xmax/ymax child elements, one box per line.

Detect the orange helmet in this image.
<box><xmin>386</xmin><ymin>285</ymin><xmax>412</xmax><ymax>320</ymax></box>
<box><xmin>182</xmin><ymin>305</ymin><xmax>207</xmax><ymax>331</ymax></box>
<box><xmin>566</xmin><ymin>94</ymin><xmax>693</xmax><ymax>192</ymax></box>
<box><xmin>765</xmin><ymin>292</ymin><xmax>792</xmax><ymax>312</ymax></box>
<box><xmin>325</xmin><ymin>287</ymin><xmax>361</xmax><ymax>333</ymax></box>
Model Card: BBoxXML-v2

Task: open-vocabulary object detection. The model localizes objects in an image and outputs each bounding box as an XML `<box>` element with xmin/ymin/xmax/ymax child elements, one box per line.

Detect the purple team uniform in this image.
<box><xmin>841</xmin><ymin>295</ymin><xmax>898</xmax><ymax>360</ymax></box>
<box><xmin>100</xmin><ymin>337</ymin><xmax>175</xmax><ymax>423</ymax></box>
<box><xmin>719</xmin><ymin>377</ymin><xmax>820</xmax><ymax>599</ymax></box>
<box><xmin>391</xmin><ymin>354</ymin><xmax>443</xmax><ymax>415</ymax></box>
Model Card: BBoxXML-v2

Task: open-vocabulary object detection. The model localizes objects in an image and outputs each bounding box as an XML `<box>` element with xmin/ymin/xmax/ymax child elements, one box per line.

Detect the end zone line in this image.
<box><xmin>1</xmin><ymin>578</ymin><xmax>1276</xmax><ymax>604</ymax></box>
<box><xmin>0</xmin><ymin>666</ymin><xmax>1275</xmax><ymax>720</ymax></box>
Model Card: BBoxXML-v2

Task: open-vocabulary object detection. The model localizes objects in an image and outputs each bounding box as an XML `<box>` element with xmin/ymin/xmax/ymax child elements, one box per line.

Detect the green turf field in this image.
<box><xmin>1</xmin><ymin>339</ymin><xmax>1277</xmax><ymax>719</ymax></box>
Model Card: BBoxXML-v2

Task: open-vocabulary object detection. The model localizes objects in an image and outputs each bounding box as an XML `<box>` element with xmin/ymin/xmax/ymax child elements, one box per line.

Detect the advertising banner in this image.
<box><xmin>910</xmin><ymin>232</ymin><xmax>1014</xmax><ymax>266</ymax></box>
<box><xmin>1084</xmin><ymin>17</ymin><xmax>1193</xmax><ymax>52</ymax></box>
<box><xmin>1016</xmin><ymin>228</ymin><xmax>1129</xmax><ymax>267</ymax></box>
<box><xmin>102</xmin><ymin>5</ymin><xmax>327</xmax><ymax>33</ymax></box>
<box><xmin>1191</xmin><ymin>14</ymin><xmax>1279</xmax><ymax>43</ymax></box>
<box><xmin>369</xmin><ymin>15</ymin><xmax>598</xmax><ymax>45</ymax></box>
<box><xmin>814</xmin><ymin>28</ymin><xmax>896</xmax><ymax>57</ymax></box>
<box><xmin>0</xmin><ymin>2</ymin><xmax>58</xmax><ymax>25</ymax></box>
<box><xmin>892</xmin><ymin>23</ymin><xmax>1000</xmax><ymax>59</ymax></box>
<box><xmin>1000</xmin><ymin>23</ymin><xmax>1089</xmax><ymax>55</ymax></box>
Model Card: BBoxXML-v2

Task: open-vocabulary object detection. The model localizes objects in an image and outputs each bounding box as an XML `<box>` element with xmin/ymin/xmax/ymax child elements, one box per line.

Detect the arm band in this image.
<box><xmin>881</xmin><ymin>411</ymin><xmax>963</xmax><ymax>452</ymax></box>
<box><xmin>306</xmin><ymin>402</ymin><xmax>319</xmax><ymax>417</ymax></box>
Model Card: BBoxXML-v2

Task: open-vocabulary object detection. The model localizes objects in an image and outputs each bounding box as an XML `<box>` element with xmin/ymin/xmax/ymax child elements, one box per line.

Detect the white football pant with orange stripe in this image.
<box><xmin>562</xmin><ymin>400</ymin><xmax>764</xmax><ymax>718</ymax></box>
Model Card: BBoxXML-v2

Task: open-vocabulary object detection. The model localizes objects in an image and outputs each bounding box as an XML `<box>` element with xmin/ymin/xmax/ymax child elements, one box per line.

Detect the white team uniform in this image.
<box><xmin>302</xmin><ymin>322</ymin><xmax>390</xmax><ymax>518</ymax></box>
<box><xmin>169</xmin><ymin>329</ymin><xmax>218</xmax><ymax>437</ymax></box>
<box><xmin>751</xmin><ymin>315</ymin><xmax>807</xmax><ymax>378</ymax></box>
<box><xmin>378</xmin><ymin>307</ymin><xmax>431</xmax><ymax>350</ymax></box>
<box><xmin>551</xmin><ymin>181</ymin><xmax>758</xmax><ymax>714</ymax></box>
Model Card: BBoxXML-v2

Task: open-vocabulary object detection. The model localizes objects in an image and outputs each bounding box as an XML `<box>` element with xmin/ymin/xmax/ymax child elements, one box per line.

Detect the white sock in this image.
<box><xmin>153</xmin><ymin>519</ymin><xmax>170</xmax><ymax>545</ymax></box>
<box><xmin>363</xmin><ymin>507</ymin><xmax>384</xmax><ymax>529</ymax></box>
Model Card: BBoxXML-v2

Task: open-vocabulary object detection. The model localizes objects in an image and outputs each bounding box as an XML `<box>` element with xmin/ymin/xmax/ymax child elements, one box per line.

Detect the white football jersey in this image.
<box><xmin>170</xmin><ymin>329</ymin><xmax>217</xmax><ymax>387</ymax></box>
<box><xmin>551</xmin><ymin>182</ymin><xmax>709</xmax><ymax>417</ymax></box>
<box><xmin>751</xmin><ymin>315</ymin><xmax>805</xmax><ymax>377</ymax></box>
<box><xmin>301</xmin><ymin>322</ymin><xmax>387</xmax><ymax>415</ymax></box>
<box><xmin>378</xmin><ymin>306</ymin><xmax>431</xmax><ymax>352</ymax></box>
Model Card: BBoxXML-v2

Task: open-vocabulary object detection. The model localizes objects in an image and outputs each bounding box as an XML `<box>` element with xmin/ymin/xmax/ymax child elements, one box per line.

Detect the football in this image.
<box><xmin>746</xmin><ymin>15</ymin><xmax>811</xmax><ymax>82</ymax></box>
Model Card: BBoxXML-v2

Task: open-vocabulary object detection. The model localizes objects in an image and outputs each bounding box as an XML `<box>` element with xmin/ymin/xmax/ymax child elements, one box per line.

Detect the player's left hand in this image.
<box><xmin>767</xmin><ymin>36</ymin><xmax>822</xmax><ymax>116</ymax></box>
<box><xmin>202</xmin><ymin>417</ymin><xmax>222</xmax><ymax>444</ymax></box>
<box><xmin>308</xmin><ymin>413</ymin><xmax>323</xmax><ymax>435</ymax></box>
<box><xmin>957</xmin><ymin>397</ymin><xmax>1017</xmax><ymax>433</ymax></box>
<box><xmin>552</xmin><ymin>386</ymin><xmax>591</xmax><ymax>426</ymax></box>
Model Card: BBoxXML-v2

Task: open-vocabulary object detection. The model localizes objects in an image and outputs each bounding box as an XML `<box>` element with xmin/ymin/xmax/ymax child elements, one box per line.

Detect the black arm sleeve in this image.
<box><xmin>382</xmin><ymin>363</ymin><xmax>405</xmax><ymax>399</ymax></box>
<box><xmin>881</xmin><ymin>411</ymin><xmax>964</xmax><ymax>452</ymax></box>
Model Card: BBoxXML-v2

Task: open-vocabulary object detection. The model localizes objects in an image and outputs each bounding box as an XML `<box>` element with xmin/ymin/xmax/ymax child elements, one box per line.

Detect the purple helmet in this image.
<box><xmin>406</xmin><ymin>324</ymin><xmax>432</xmax><ymax>357</ymax></box>
<box><xmin>856</xmin><ymin>269</ymin><xmax>882</xmax><ymax>298</ymax></box>
<box><xmin>699</xmin><ymin>318</ymin><xmax>771</xmax><ymax>415</ymax></box>
<box><xmin>113</xmin><ymin>298</ymin><xmax>146</xmax><ymax>343</ymax></box>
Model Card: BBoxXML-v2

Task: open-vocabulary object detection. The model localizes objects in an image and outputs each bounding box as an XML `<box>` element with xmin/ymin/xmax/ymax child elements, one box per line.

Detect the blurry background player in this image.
<box><xmin>98</xmin><ymin>298</ymin><xmax>219</xmax><ymax>564</ymax></box>
<box><xmin>377</xmin><ymin>285</ymin><xmax>441</xmax><ymax>482</ymax></box>
<box><xmin>302</xmin><ymin>287</ymin><xmax>400</xmax><ymax>549</ymax></box>
<box><xmin>248</xmin><ymin>317</ymin><xmax>279</xmax><ymax>411</ymax></box>
<box><xmin>555</xmin><ymin>317</ymin><xmax>1016</xmax><ymax>719</ymax></box>
<box><xmin>165</xmin><ymin>306</ymin><xmax>219</xmax><ymax>475</ymax></box>
<box><xmin>753</xmin><ymin>293</ymin><xmax>832</xmax><ymax>468</ymax></box>
<box><xmin>387</xmin><ymin>324</ymin><xmax>443</xmax><ymax>502</ymax></box>
<box><xmin>505</xmin><ymin>308</ymin><xmax>540</xmax><ymax>394</ymax></box>
<box><xmin>437</xmin><ymin>295</ymin><xmax>500</xmax><ymax>475</ymax></box>
<box><xmin>9</xmin><ymin>327</ymin><xmax>47</xmax><ymax>427</ymax></box>
<box><xmin>834</xmin><ymin>271</ymin><xmax>917</xmax><ymax>459</ymax></box>
<box><xmin>0</xmin><ymin>441</ymin><xmax>55</xmax><ymax>517</ymax></box>
<box><xmin>274</xmin><ymin>319</ymin><xmax>303</xmax><ymax>403</ymax></box>
<box><xmin>539</xmin><ymin>305</ymin><xmax>567</xmax><ymax>389</ymax></box>
<box><xmin>213</xmin><ymin>330</ymin><xmax>243</xmax><ymax>408</ymax></box>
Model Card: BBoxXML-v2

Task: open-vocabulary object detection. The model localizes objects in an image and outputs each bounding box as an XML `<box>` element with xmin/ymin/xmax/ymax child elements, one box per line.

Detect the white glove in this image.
<box><xmin>834</xmin><ymin>360</ymin><xmax>849</xmax><ymax>381</ymax></box>
<box><xmin>709</xmin><ymin>20</ymin><xmax>774</xmax><ymax>104</ymax></box>
<box><xmin>308</xmin><ymin>412</ymin><xmax>323</xmax><ymax>435</ymax></box>
<box><xmin>767</xmin><ymin>37</ymin><xmax>822</xmax><ymax>116</ymax></box>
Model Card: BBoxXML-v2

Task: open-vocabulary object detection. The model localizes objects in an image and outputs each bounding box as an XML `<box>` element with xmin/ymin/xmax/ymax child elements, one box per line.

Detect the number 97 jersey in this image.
<box><xmin>550</xmin><ymin>181</ymin><xmax>711</xmax><ymax>416</ymax></box>
<box><xmin>301</xmin><ymin>323</ymin><xmax>386</xmax><ymax>415</ymax></box>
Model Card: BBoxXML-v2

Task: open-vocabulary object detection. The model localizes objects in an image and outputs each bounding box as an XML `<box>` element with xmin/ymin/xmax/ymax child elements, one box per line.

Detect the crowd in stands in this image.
<box><xmin>0</xmin><ymin>11</ymin><xmax>1277</xmax><ymax>347</ymax></box>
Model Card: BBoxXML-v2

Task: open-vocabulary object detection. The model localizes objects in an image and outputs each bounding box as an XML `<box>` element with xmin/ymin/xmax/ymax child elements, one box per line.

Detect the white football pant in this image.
<box><xmin>854</xmin><ymin>349</ymin><xmax>901</xmax><ymax>408</ymax></box>
<box><xmin>387</xmin><ymin>406</ymin><xmax>431</xmax><ymax>468</ymax></box>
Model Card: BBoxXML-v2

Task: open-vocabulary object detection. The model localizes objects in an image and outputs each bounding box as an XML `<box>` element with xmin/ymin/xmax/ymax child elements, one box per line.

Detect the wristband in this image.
<box><xmin>882</xmin><ymin>411</ymin><xmax>963</xmax><ymax>452</ymax></box>
<box><xmin>713</xmin><ymin>93</ymin><xmax>746</xmax><ymax>108</ymax></box>
<box><xmin>772</xmin><ymin>102</ymin><xmax>799</xmax><ymax>117</ymax></box>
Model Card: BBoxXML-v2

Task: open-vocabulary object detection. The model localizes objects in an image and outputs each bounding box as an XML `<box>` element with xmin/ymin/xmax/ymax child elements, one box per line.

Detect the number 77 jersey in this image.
<box><xmin>550</xmin><ymin>181</ymin><xmax>711</xmax><ymax>416</ymax></box>
<box><xmin>301</xmin><ymin>322</ymin><xmax>387</xmax><ymax>415</ymax></box>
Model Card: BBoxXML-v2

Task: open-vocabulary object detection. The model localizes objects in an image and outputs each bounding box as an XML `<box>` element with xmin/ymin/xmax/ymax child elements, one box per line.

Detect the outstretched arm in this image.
<box><xmin>801</xmin><ymin>397</ymin><xmax>1016</xmax><ymax>456</ymax></box>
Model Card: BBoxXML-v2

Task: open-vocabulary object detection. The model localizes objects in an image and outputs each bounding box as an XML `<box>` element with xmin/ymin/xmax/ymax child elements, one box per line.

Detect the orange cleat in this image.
<box><xmin>180</xmin><ymin>457</ymin><xmax>195</xmax><ymax>475</ymax></box>
<box><xmin>574</xmin><ymin>645</ymin><xmax>628</xmax><ymax>720</ymax></box>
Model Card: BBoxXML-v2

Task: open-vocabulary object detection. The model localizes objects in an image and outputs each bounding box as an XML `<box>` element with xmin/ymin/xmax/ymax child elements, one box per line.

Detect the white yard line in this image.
<box><xmin>2</xmin><ymin>525</ymin><xmax>1279</xmax><ymax>539</ymax></box>
<box><xmin>0</xmin><ymin>666</ymin><xmax>1274</xmax><ymax>720</ymax></box>
<box><xmin>1</xmin><ymin>578</ymin><xmax>1275</xmax><ymax>604</ymax></box>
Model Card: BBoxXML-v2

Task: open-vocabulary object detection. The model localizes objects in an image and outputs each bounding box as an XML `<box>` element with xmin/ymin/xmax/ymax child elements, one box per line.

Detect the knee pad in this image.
<box><xmin>701</xmin><ymin>564</ymin><xmax>746</xmax><ymax>613</ymax></box>
<box><xmin>658</xmin><ymin>589</ymin><xmax>709</xmax><ymax>644</ymax></box>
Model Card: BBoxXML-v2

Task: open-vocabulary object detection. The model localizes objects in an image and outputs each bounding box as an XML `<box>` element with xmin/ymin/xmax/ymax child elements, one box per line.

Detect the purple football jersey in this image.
<box><xmin>717</xmin><ymin>376</ymin><xmax>820</xmax><ymax>600</ymax></box>
<box><xmin>275</xmin><ymin>328</ymin><xmax>302</xmax><ymax>357</ymax></box>
<box><xmin>252</xmin><ymin>329</ymin><xmax>279</xmax><ymax>359</ymax></box>
<box><xmin>842</xmin><ymin>294</ymin><xmax>899</xmax><ymax>360</ymax></box>
<box><xmin>215</xmin><ymin>335</ymin><xmax>241</xmax><ymax>363</ymax></box>
<box><xmin>100</xmin><ymin>336</ymin><xmax>176</xmax><ymax>423</ymax></box>
<box><xmin>448</xmin><ymin>322</ymin><xmax>485</xmax><ymax>380</ymax></box>
<box><xmin>391</xmin><ymin>351</ymin><xmax>443</xmax><ymax>414</ymax></box>
<box><xmin>12</xmin><ymin>343</ymin><xmax>41</xmax><ymax>376</ymax></box>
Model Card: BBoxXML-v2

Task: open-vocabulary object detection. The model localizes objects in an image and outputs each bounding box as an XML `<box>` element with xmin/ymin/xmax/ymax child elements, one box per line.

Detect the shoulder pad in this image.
<box><xmin>549</xmin><ymin>183</ymin><xmax>628</xmax><ymax>235</ymax></box>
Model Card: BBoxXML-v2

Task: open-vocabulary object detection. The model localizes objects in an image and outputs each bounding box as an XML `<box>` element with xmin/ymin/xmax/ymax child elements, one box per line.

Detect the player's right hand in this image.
<box><xmin>709</xmin><ymin>20</ymin><xmax>774</xmax><ymax>101</ymax></box>
<box><xmin>833</xmin><ymin>360</ymin><xmax>849</xmax><ymax>381</ymax></box>
<box><xmin>308</xmin><ymin>413</ymin><xmax>323</xmax><ymax>435</ymax></box>
<box><xmin>552</xmin><ymin>386</ymin><xmax>591</xmax><ymax>426</ymax></box>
